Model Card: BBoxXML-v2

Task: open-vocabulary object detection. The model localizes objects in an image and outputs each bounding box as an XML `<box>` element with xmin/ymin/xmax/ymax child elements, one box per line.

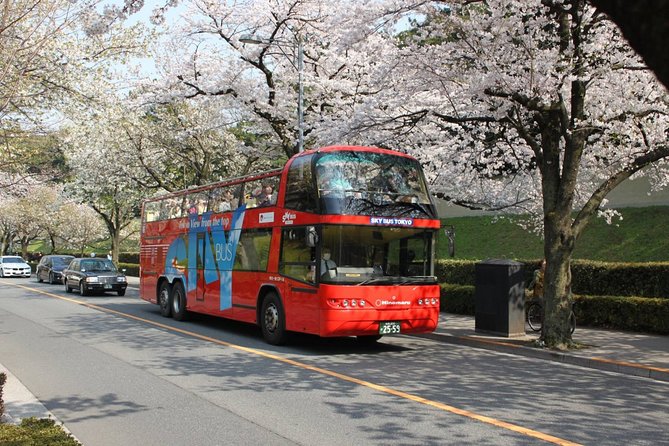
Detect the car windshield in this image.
<box><xmin>52</xmin><ymin>257</ymin><xmax>73</xmax><ymax>266</ymax></box>
<box><xmin>80</xmin><ymin>259</ymin><xmax>117</xmax><ymax>272</ymax></box>
<box><xmin>2</xmin><ymin>257</ymin><xmax>25</xmax><ymax>264</ymax></box>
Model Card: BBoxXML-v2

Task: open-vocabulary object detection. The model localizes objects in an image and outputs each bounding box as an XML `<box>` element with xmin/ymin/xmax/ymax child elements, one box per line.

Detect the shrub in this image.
<box><xmin>119</xmin><ymin>252</ymin><xmax>139</xmax><ymax>264</ymax></box>
<box><xmin>571</xmin><ymin>261</ymin><xmax>669</xmax><ymax>299</ymax></box>
<box><xmin>0</xmin><ymin>418</ymin><xmax>81</xmax><ymax>445</ymax></box>
<box><xmin>435</xmin><ymin>260</ymin><xmax>477</xmax><ymax>286</ymax></box>
<box><xmin>0</xmin><ymin>372</ymin><xmax>5</xmax><ymax>419</ymax></box>
<box><xmin>440</xmin><ymin>283</ymin><xmax>475</xmax><ymax>315</ymax></box>
<box><xmin>436</xmin><ymin>259</ymin><xmax>669</xmax><ymax>299</ymax></box>
<box><xmin>119</xmin><ymin>263</ymin><xmax>139</xmax><ymax>277</ymax></box>
<box><xmin>438</xmin><ymin>282</ymin><xmax>669</xmax><ymax>334</ymax></box>
<box><xmin>575</xmin><ymin>294</ymin><xmax>669</xmax><ymax>334</ymax></box>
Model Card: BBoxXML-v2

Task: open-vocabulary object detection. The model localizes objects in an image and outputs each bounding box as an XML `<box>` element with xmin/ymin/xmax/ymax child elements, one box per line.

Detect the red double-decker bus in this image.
<box><xmin>140</xmin><ymin>145</ymin><xmax>440</xmax><ymax>344</ymax></box>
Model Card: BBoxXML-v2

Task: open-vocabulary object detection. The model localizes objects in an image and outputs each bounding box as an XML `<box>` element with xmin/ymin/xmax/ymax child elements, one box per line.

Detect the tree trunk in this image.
<box><xmin>111</xmin><ymin>232</ymin><xmax>120</xmax><ymax>263</ymax></box>
<box><xmin>542</xmin><ymin>216</ymin><xmax>576</xmax><ymax>349</ymax></box>
<box><xmin>537</xmin><ymin>105</ymin><xmax>579</xmax><ymax>349</ymax></box>
<box><xmin>20</xmin><ymin>236</ymin><xmax>29</xmax><ymax>259</ymax></box>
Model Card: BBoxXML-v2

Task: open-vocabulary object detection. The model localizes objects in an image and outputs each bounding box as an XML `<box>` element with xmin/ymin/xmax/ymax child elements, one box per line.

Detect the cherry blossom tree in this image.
<box><xmin>332</xmin><ymin>0</ymin><xmax>669</xmax><ymax>348</ymax></box>
<box><xmin>56</xmin><ymin>202</ymin><xmax>108</xmax><ymax>256</ymax></box>
<box><xmin>0</xmin><ymin>0</ymin><xmax>153</xmax><ymax>188</ymax></box>
<box><xmin>147</xmin><ymin>0</ymin><xmax>419</xmax><ymax>158</ymax></box>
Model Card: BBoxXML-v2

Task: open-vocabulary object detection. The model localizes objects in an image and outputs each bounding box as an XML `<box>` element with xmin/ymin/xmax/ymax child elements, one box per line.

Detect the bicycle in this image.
<box><xmin>526</xmin><ymin>300</ymin><xmax>576</xmax><ymax>334</ymax></box>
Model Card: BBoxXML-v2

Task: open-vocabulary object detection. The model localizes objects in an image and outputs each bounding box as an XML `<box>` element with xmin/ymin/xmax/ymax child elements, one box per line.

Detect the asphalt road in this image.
<box><xmin>1</xmin><ymin>279</ymin><xmax>668</xmax><ymax>446</ymax></box>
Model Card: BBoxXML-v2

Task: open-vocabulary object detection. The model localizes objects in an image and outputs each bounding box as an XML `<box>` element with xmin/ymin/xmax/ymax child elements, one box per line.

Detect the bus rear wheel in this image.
<box><xmin>158</xmin><ymin>282</ymin><xmax>171</xmax><ymax>317</ymax></box>
<box><xmin>171</xmin><ymin>282</ymin><xmax>188</xmax><ymax>321</ymax></box>
<box><xmin>260</xmin><ymin>292</ymin><xmax>287</xmax><ymax>345</ymax></box>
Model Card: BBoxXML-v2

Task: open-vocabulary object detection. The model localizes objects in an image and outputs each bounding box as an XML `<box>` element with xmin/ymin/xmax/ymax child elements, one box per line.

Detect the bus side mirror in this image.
<box><xmin>306</xmin><ymin>226</ymin><xmax>318</xmax><ymax>247</ymax></box>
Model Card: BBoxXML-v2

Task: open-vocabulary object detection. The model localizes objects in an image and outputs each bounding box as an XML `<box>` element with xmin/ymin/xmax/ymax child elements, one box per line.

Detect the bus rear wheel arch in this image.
<box><xmin>260</xmin><ymin>291</ymin><xmax>287</xmax><ymax>345</ymax></box>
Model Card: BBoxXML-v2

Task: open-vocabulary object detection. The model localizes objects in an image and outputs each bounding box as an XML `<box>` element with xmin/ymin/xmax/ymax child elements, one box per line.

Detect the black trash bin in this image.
<box><xmin>475</xmin><ymin>259</ymin><xmax>525</xmax><ymax>337</ymax></box>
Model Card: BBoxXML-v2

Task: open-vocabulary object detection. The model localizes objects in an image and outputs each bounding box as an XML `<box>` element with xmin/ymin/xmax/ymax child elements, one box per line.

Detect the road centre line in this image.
<box><xmin>5</xmin><ymin>282</ymin><xmax>581</xmax><ymax>446</ymax></box>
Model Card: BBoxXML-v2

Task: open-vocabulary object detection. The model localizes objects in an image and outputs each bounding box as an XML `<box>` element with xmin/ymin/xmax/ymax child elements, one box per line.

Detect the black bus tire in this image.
<box><xmin>171</xmin><ymin>282</ymin><xmax>188</xmax><ymax>321</ymax></box>
<box><xmin>158</xmin><ymin>282</ymin><xmax>172</xmax><ymax>318</ymax></box>
<box><xmin>261</xmin><ymin>292</ymin><xmax>287</xmax><ymax>345</ymax></box>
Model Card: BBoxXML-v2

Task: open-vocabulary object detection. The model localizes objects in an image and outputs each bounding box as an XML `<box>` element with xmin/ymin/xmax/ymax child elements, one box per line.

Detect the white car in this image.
<box><xmin>0</xmin><ymin>256</ymin><xmax>32</xmax><ymax>278</ymax></box>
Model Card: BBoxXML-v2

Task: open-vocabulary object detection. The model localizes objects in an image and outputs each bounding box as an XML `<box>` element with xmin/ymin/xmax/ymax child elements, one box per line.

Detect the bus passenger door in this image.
<box><xmin>279</xmin><ymin>227</ymin><xmax>319</xmax><ymax>333</ymax></box>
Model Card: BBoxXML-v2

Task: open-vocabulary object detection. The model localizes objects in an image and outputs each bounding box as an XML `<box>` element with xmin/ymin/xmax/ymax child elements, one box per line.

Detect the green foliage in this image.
<box><xmin>439</xmin><ymin>283</ymin><xmax>475</xmax><ymax>314</ymax></box>
<box><xmin>435</xmin><ymin>260</ymin><xmax>477</xmax><ymax>286</ymax></box>
<box><xmin>438</xmin><ymin>284</ymin><xmax>669</xmax><ymax>334</ymax></box>
<box><xmin>436</xmin><ymin>258</ymin><xmax>669</xmax><ymax>299</ymax></box>
<box><xmin>437</xmin><ymin>206</ymin><xmax>669</xmax><ymax>262</ymax></box>
<box><xmin>0</xmin><ymin>372</ymin><xmax>6</xmax><ymax>419</ymax></box>
<box><xmin>437</xmin><ymin>215</ymin><xmax>544</xmax><ymax>260</ymax></box>
<box><xmin>119</xmin><ymin>252</ymin><xmax>139</xmax><ymax>264</ymax></box>
<box><xmin>0</xmin><ymin>418</ymin><xmax>81</xmax><ymax>446</ymax></box>
<box><xmin>118</xmin><ymin>263</ymin><xmax>139</xmax><ymax>276</ymax></box>
<box><xmin>571</xmin><ymin>261</ymin><xmax>669</xmax><ymax>299</ymax></box>
<box><xmin>575</xmin><ymin>295</ymin><xmax>669</xmax><ymax>335</ymax></box>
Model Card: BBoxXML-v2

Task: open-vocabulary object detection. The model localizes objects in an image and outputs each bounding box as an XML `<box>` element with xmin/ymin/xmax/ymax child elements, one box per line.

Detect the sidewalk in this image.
<box><xmin>422</xmin><ymin>313</ymin><xmax>669</xmax><ymax>382</ymax></box>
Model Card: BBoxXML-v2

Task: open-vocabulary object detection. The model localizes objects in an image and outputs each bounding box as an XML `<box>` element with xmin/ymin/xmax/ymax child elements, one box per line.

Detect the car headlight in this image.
<box><xmin>86</xmin><ymin>277</ymin><xmax>100</xmax><ymax>283</ymax></box>
<box><xmin>117</xmin><ymin>276</ymin><xmax>127</xmax><ymax>283</ymax></box>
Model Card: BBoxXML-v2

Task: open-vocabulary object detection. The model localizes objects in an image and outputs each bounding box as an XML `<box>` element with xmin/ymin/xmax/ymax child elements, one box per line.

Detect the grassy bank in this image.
<box><xmin>438</xmin><ymin>206</ymin><xmax>669</xmax><ymax>262</ymax></box>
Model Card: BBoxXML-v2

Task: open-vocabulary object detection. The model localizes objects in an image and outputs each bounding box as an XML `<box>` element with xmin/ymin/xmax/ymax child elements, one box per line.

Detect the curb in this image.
<box><xmin>415</xmin><ymin>332</ymin><xmax>669</xmax><ymax>383</ymax></box>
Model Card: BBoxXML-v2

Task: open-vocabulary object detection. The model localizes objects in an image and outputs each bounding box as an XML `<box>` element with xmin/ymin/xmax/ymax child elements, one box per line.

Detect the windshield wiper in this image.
<box><xmin>355</xmin><ymin>277</ymin><xmax>393</xmax><ymax>286</ymax></box>
<box><xmin>356</xmin><ymin>276</ymin><xmax>436</xmax><ymax>286</ymax></box>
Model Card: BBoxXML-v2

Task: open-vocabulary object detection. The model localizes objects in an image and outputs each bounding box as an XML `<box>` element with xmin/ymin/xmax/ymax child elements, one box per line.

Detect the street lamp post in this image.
<box><xmin>240</xmin><ymin>34</ymin><xmax>305</xmax><ymax>153</ymax></box>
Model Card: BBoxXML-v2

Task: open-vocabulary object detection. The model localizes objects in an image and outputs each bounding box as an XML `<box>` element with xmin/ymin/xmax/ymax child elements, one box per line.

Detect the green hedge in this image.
<box><xmin>575</xmin><ymin>295</ymin><xmax>669</xmax><ymax>334</ymax></box>
<box><xmin>0</xmin><ymin>372</ymin><xmax>5</xmax><ymax>419</ymax></box>
<box><xmin>436</xmin><ymin>259</ymin><xmax>669</xmax><ymax>299</ymax></box>
<box><xmin>119</xmin><ymin>263</ymin><xmax>139</xmax><ymax>277</ymax></box>
<box><xmin>570</xmin><ymin>261</ymin><xmax>669</xmax><ymax>299</ymax></box>
<box><xmin>438</xmin><ymin>283</ymin><xmax>669</xmax><ymax>334</ymax></box>
<box><xmin>440</xmin><ymin>283</ymin><xmax>475</xmax><ymax>315</ymax></box>
<box><xmin>119</xmin><ymin>252</ymin><xmax>139</xmax><ymax>264</ymax></box>
<box><xmin>0</xmin><ymin>418</ymin><xmax>81</xmax><ymax>445</ymax></box>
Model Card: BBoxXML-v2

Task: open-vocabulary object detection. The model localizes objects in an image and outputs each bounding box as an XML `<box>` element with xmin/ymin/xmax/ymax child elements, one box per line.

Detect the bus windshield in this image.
<box><xmin>315</xmin><ymin>151</ymin><xmax>436</xmax><ymax>218</ymax></box>
<box><xmin>319</xmin><ymin>225</ymin><xmax>436</xmax><ymax>285</ymax></box>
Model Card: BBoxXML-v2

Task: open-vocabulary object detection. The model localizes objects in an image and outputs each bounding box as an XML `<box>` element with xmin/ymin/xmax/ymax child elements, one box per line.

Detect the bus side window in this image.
<box><xmin>284</xmin><ymin>154</ymin><xmax>317</xmax><ymax>212</ymax></box>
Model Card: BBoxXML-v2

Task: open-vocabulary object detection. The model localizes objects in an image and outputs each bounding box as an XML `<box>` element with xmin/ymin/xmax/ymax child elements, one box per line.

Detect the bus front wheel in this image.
<box><xmin>171</xmin><ymin>282</ymin><xmax>188</xmax><ymax>321</ymax></box>
<box><xmin>261</xmin><ymin>292</ymin><xmax>287</xmax><ymax>345</ymax></box>
<box><xmin>158</xmin><ymin>282</ymin><xmax>171</xmax><ymax>318</ymax></box>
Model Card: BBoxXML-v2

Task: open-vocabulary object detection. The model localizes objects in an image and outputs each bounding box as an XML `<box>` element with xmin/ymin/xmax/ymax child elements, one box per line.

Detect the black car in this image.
<box><xmin>36</xmin><ymin>255</ymin><xmax>75</xmax><ymax>284</ymax></box>
<box><xmin>63</xmin><ymin>257</ymin><xmax>128</xmax><ymax>296</ymax></box>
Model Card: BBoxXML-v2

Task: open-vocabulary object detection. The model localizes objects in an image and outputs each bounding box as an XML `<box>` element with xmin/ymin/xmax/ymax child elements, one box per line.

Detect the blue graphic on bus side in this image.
<box><xmin>164</xmin><ymin>205</ymin><xmax>246</xmax><ymax>311</ymax></box>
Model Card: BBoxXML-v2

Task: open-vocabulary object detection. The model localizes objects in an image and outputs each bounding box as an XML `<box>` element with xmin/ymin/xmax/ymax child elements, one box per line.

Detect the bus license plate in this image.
<box><xmin>379</xmin><ymin>321</ymin><xmax>401</xmax><ymax>335</ymax></box>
